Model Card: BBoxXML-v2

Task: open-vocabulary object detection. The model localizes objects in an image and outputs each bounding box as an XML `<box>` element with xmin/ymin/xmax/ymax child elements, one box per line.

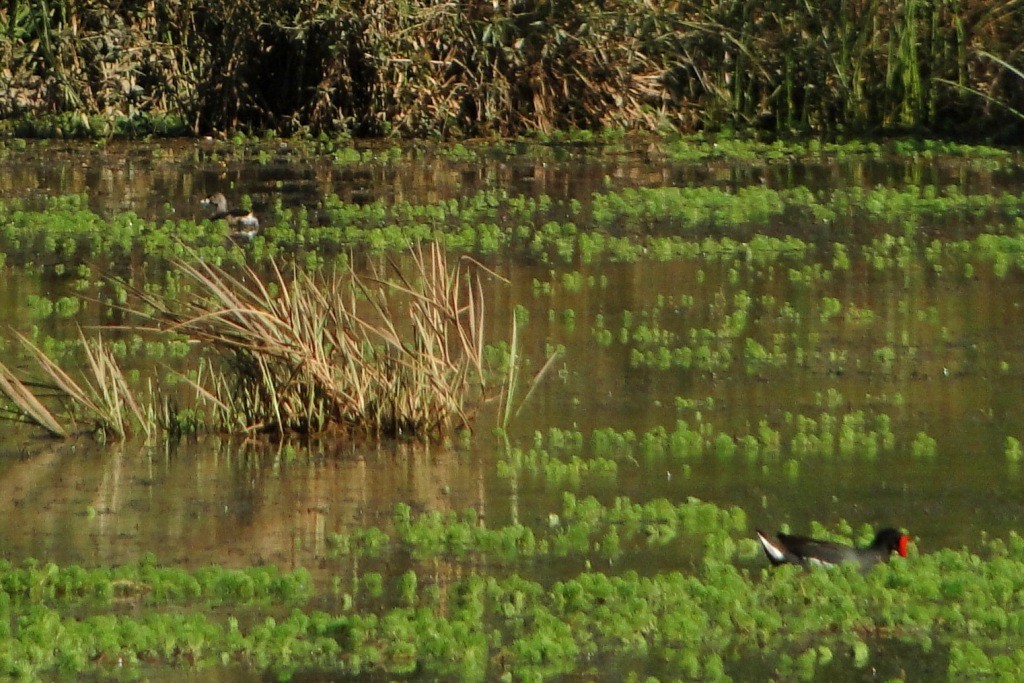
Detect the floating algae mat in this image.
<box><xmin>0</xmin><ymin>137</ymin><xmax>1024</xmax><ymax>679</ymax></box>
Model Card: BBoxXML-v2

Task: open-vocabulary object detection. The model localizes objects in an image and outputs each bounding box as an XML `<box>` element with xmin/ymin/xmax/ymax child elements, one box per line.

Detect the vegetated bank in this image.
<box><xmin>1</xmin><ymin>0</ymin><xmax>1022</xmax><ymax>139</ymax></box>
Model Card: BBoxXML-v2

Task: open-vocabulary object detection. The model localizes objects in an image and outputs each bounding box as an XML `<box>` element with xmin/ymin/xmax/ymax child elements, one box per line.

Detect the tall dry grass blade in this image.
<box><xmin>510</xmin><ymin>349</ymin><xmax>562</xmax><ymax>424</ymax></box>
<box><xmin>77</xmin><ymin>330</ymin><xmax>127</xmax><ymax>438</ymax></box>
<box><xmin>176</xmin><ymin>359</ymin><xmax>231</xmax><ymax>413</ymax></box>
<box><xmin>0</xmin><ymin>360</ymin><xmax>68</xmax><ymax>437</ymax></box>
<box><xmin>76</xmin><ymin>327</ymin><xmax>152</xmax><ymax>439</ymax></box>
<box><xmin>15</xmin><ymin>331</ymin><xmax>104</xmax><ymax>418</ymax></box>
<box><xmin>11</xmin><ymin>329</ymin><xmax>151</xmax><ymax>440</ymax></box>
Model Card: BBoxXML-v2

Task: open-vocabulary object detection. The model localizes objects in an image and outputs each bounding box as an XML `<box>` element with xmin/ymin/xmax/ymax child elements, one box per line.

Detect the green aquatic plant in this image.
<box><xmin>819</xmin><ymin>297</ymin><xmax>842</xmax><ymax>323</ymax></box>
<box><xmin>496</xmin><ymin>446</ymin><xmax>618</xmax><ymax>487</ymax></box>
<box><xmin>3</xmin><ymin>180</ymin><xmax>1024</xmax><ymax>280</ymax></box>
<box><xmin>496</xmin><ymin>315</ymin><xmax>561</xmax><ymax>431</ymax></box>
<box><xmin>911</xmin><ymin>432</ymin><xmax>939</xmax><ymax>459</ymax></box>
<box><xmin>1006</xmin><ymin>437</ymin><xmax>1023</xmax><ymax>462</ymax></box>
<box><xmin>873</xmin><ymin>346</ymin><xmax>898</xmax><ymax>374</ymax></box>
<box><xmin>10</xmin><ymin>520</ymin><xmax>1024</xmax><ymax>679</ymax></box>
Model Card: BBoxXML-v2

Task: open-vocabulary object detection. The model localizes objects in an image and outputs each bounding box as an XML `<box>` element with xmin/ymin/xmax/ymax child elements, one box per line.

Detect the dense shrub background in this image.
<box><xmin>1</xmin><ymin>0</ymin><xmax>1021</xmax><ymax>138</ymax></box>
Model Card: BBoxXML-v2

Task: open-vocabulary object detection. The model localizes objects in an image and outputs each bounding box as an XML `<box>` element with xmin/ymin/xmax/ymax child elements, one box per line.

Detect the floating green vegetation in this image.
<box><xmin>5</xmin><ymin>180</ymin><xmax>1024</xmax><ymax>275</ymax></box>
<box><xmin>496</xmin><ymin>445</ymin><xmax>618</xmax><ymax>487</ymax></box>
<box><xmin>8</xmin><ymin>525</ymin><xmax>1024</xmax><ymax>679</ymax></box>
<box><xmin>1006</xmin><ymin>437</ymin><xmax>1023</xmax><ymax>462</ymax></box>
<box><xmin>591</xmin><ymin>185</ymin><xmax>789</xmax><ymax>229</ymax></box>
<box><xmin>0</xmin><ymin>555</ymin><xmax>312</xmax><ymax>607</ymax></box>
<box><xmin>659</xmin><ymin>136</ymin><xmax>1014</xmax><ymax>164</ymax></box>
<box><xmin>0</xmin><ymin>194</ymin><xmax>230</xmax><ymax>266</ymax></box>
<box><xmin>560</xmin><ymin>404</ymin><xmax>912</xmax><ymax>469</ymax></box>
<box><xmin>911</xmin><ymin>432</ymin><xmax>939</xmax><ymax>459</ymax></box>
<box><xmin>325</xmin><ymin>494</ymin><xmax>748</xmax><ymax>567</ymax></box>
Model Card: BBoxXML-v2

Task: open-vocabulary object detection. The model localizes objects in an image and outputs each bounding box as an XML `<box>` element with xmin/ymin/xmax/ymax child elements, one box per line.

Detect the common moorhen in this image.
<box><xmin>200</xmin><ymin>193</ymin><xmax>260</xmax><ymax>238</ymax></box>
<box><xmin>756</xmin><ymin>527</ymin><xmax>910</xmax><ymax>569</ymax></box>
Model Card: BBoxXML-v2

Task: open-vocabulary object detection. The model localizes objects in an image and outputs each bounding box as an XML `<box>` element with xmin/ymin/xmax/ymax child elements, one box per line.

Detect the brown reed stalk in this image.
<box><xmin>0</xmin><ymin>360</ymin><xmax>68</xmax><ymax>437</ymax></box>
<box><xmin>0</xmin><ymin>328</ymin><xmax>151</xmax><ymax>440</ymax></box>
<box><xmin>132</xmin><ymin>245</ymin><xmax>490</xmax><ymax>437</ymax></box>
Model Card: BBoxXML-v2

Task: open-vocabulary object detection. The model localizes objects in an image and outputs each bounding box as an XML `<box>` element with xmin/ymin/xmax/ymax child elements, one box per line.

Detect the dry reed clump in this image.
<box><xmin>0</xmin><ymin>328</ymin><xmax>151</xmax><ymax>440</ymax></box>
<box><xmin>135</xmin><ymin>244</ymin><xmax>491</xmax><ymax>438</ymax></box>
<box><xmin>0</xmin><ymin>246</ymin><xmax>501</xmax><ymax>441</ymax></box>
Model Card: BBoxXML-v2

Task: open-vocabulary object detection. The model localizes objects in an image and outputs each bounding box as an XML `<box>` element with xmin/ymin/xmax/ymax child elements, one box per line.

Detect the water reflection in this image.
<box><xmin>0</xmin><ymin>431</ymin><xmax>487</xmax><ymax>577</ymax></box>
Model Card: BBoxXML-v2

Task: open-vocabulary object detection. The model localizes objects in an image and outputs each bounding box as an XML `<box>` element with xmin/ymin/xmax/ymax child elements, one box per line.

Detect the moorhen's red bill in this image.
<box><xmin>757</xmin><ymin>527</ymin><xmax>910</xmax><ymax>569</ymax></box>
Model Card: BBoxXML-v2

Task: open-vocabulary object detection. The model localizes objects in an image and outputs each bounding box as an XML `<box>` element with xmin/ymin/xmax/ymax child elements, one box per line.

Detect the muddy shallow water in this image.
<box><xmin>2</xmin><ymin>138</ymin><xmax>1024</xmax><ymax>679</ymax></box>
<box><xmin>0</xmin><ymin>433</ymin><xmax>487</xmax><ymax>570</ymax></box>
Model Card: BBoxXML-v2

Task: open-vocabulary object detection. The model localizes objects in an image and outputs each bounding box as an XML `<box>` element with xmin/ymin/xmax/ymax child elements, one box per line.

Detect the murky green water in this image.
<box><xmin>2</xmin><ymin>138</ymin><xmax>1024</xmax><ymax>680</ymax></box>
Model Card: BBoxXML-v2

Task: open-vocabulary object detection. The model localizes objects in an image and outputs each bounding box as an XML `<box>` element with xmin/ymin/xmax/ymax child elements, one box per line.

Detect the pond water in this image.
<box><xmin>1</xmin><ymin>137</ymin><xmax>1024</xmax><ymax>680</ymax></box>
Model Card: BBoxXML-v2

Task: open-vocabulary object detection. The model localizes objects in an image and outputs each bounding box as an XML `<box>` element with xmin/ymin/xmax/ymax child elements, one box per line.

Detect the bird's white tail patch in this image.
<box><xmin>805</xmin><ymin>556</ymin><xmax>836</xmax><ymax>568</ymax></box>
<box><xmin>756</xmin><ymin>530</ymin><xmax>787</xmax><ymax>563</ymax></box>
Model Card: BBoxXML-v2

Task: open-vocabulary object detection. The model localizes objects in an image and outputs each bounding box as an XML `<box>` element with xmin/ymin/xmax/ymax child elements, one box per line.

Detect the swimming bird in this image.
<box><xmin>200</xmin><ymin>192</ymin><xmax>259</xmax><ymax>238</ymax></box>
<box><xmin>756</xmin><ymin>527</ymin><xmax>910</xmax><ymax>569</ymax></box>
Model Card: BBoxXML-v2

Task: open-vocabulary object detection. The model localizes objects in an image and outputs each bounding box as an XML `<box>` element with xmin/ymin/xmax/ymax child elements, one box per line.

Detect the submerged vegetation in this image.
<box><xmin>1</xmin><ymin>1</ymin><xmax>1022</xmax><ymax>137</ymax></box>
